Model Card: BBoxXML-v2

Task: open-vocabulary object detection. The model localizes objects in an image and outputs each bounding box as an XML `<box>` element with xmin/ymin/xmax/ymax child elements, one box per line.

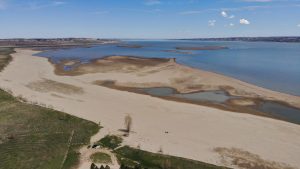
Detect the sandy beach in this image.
<box><xmin>1</xmin><ymin>49</ymin><xmax>300</xmax><ymax>169</ymax></box>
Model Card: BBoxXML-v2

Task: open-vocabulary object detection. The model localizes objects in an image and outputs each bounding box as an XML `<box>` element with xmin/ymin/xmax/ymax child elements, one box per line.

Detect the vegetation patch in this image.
<box><xmin>26</xmin><ymin>79</ymin><xmax>84</xmax><ymax>95</ymax></box>
<box><xmin>90</xmin><ymin>152</ymin><xmax>112</xmax><ymax>164</ymax></box>
<box><xmin>214</xmin><ymin>147</ymin><xmax>295</xmax><ymax>169</ymax></box>
<box><xmin>94</xmin><ymin>135</ymin><xmax>123</xmax><ymax>150</ymax></box>
<box><xmin>0</xmin><ymin>48</ymin><xmax>14</xmax><ymax>71</ymax></box>
<box><xmin>0</xmin><ymin>89</ymin><xmax>100</xmax><ymax>169</ymax></box>
<box><xmin>115</xmin><ymin>146</ymin><xmax>229</xmax><ymax>169</ymax></box>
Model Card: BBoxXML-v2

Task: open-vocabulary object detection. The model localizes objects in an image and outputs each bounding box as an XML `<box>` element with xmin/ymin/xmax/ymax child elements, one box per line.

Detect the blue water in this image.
<box><xmin>37</xmin><ymin>40</ymin><xmax>300</xmax><ymax>96</ymax></box>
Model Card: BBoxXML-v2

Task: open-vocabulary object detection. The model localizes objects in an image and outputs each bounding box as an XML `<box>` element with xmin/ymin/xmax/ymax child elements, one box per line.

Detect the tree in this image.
<box><xmin>124</xmin><ymin>114</ymin><xmax>132</xmax><ymax>134</ymax></box>
<box><xmin>158</xmin><ymin>146</ymin><xmax>163</xmax><ymax>153</ymax></box>
<box><xmin>91</xmin><ymin>163</ymin><xmax>99</xmax><ymax>169</ymax></box>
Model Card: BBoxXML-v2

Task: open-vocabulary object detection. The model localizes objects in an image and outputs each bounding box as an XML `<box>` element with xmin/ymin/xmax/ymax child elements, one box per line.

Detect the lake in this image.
<box><xmin>37</xmin><ymin>40</ymin><xmax>300</xmax><ymax>96</ymax></box>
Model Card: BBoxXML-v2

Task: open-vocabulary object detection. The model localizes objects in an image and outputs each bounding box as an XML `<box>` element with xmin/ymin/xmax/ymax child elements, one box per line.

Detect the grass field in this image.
<box><xmin>95</xmin><ymin>135</ymin><xmax>123</xmax><ymax>150</ymax></box>
<box><xmin>0</xmin><ymin>48</ymin><xmax>100</xmax><ymax>169</ymax></box>
<box><xmin>90</xmin><ymin>152</ymin><xmax>112</xmax><ymax>164</ymax></box>
<box><xmin>115</xmin><ymin>146</ymin><xmax>229</xmax><ymax>169</ymax></box>
<box><xmin>0</xmin><ymin>47</ymin><xmax>14</xmax><ymax>72</ymax></box>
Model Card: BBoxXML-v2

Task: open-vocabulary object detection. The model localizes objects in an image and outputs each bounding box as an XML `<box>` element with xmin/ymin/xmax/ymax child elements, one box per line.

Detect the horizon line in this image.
<box><xmin>1</xmin><ymin>36</ymin><xmax>300</xmax><ymax>40</ymax></box>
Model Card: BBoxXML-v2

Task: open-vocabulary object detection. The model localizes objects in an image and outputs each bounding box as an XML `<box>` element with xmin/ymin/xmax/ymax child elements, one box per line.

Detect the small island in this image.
<box><xmin>175</xmin><ymin>46</ymin><xmax>228</xmax><ymax>50</ymax></box>
<box><xmin>117</xmin><ymin>44</ymin><xmax>144</xmax><ymax>48</ymax></box>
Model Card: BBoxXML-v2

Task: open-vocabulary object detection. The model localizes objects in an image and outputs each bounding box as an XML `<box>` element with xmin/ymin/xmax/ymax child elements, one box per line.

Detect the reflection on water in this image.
<box><xmin>174</xmin><ymin>91</ymin><xmax>235</xmax><ymax>103</ymax></box>
<box><xmin>139</xmin><ymin>87</ymin><xmax>300</xmax><ymax>125</ymax></box>
<box><xmin>139</xmin><ymin>87</ymin><xmax>175</xmax><ymax>97</ymax></box>
<box><xmin>258</xmin><ymin>102</ymin><xmax>300</xmax><ymax>125</ymax></box>
<box><xmin>140</xmin><ymin>87</ymin><xmax>234</xmax><ymax>103</ymax></box>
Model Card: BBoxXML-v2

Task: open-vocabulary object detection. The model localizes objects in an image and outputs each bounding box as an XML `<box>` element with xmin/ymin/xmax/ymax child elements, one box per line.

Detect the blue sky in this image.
<box><xmin>0</xmin><ymin>0</ymin><xmax>300</xmax><ymax>39</ymax></box>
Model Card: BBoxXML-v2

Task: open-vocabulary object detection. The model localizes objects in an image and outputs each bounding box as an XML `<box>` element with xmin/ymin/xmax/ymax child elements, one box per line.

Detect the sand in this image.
<box><xmin>53</xmin><ymin>55</ymin><xmax>300</xmax><ymax>109</ymax></box>
<box><xmin>1</xmin><ymin>49</ymin><xmax>300</xmax><ymax>169</ymax></box>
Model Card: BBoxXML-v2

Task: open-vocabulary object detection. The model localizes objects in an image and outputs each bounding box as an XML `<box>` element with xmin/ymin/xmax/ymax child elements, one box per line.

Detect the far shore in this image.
<box><xmin>1</xmin><ymin>49</ymin><xmax>300</xmax><ymax>169</ymax></box>
<box><xmin>175</xmin><ymin>46</ymin><xmax>228</xmax><ymax>50</ymax></box>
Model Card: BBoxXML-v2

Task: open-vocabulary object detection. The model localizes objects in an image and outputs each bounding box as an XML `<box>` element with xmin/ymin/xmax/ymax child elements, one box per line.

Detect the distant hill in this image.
<box><xmin>179</xmin><ymin>37</ymin><xmax>300</xmax><ymax>43</ymax></box>
<box><xmin>0</xmin><ymin>38</ymin><xmax>119</xmax><ymax>47</ymax></box>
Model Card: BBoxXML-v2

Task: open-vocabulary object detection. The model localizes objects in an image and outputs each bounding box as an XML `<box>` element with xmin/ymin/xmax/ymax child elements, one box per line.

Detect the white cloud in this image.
<box><xmin>224</xmin><ymin>23</ymin><xmax>235</xmax><ymax>27</ymax></box>
<box><xmin>297</xmin><ymin>24</ymin><xmax>300</xmax><ymax>27</ymax></box>
<box><xmin>208</xmin><ymin>20</ymin><xmax>216</xmax><ymax>26</ymax></box>
<box><xmin>221</xmin><ymin>11</ymin><xmax>228</xmax><ymax>17</ymax></box>
<box><xmin>240</xmin><ymin>18</ymin><xmax>250</xmax><ymax>25</ymax></box>
<box><xmin>53</xmin><ymin>1</ymin><xmax>66</xmax><ymax>5</ymax></box>
<box><xmin>221</xmin><ymin>11</ymin><xmax>235</xmax><ymax>19</ymax></box>
<box><xmin>145</xmin><ymin>0</ymin><xmax>161</xmax><ymax>6</ymax></box>
<box><xmin>180</xmin><ymin>3</ymin><xmax>300</xmax><ymax>15</ymax></box>
<box><xmin>27</xmin><ymin>1</ymin><xmax>66</xmax><ymax>10</ymax></box>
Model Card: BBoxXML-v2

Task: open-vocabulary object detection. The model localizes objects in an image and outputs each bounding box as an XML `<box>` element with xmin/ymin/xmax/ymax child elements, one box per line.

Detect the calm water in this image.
<box><xmin>140</xmin><ymin>87</ymin><xmax>233</xmax><ymax>103</ymax></box>
<box><xmin>259</xmin><ymin>102</ymin><xmax>300</xmax><ymax>125</ymax></box>
<box><xmin>37</xmin><ymin>40</ymin><xmax>300</xmax><ymax>96</ymax></box>
<box><xmin>140</xmin><ymin>87</ymin><xmax>176</xmax><ymax>97</ymax></box>
<box><xmin>140</xmin><ymin>87</ymin><xmax>300</xmax><ymax>125</ymax></box>
<box><xmin>174</xmin><ymin>91</ymin><xmax>234</xmax><ymax>103</ymax></box>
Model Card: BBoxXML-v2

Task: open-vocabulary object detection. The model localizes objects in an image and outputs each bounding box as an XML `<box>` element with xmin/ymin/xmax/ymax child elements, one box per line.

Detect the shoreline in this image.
<box><xmin>36</xmin><ymin>44</ymin><xmax>300</xmax><ymax>98</ymax></box>
<box><xmin>93</xmin><ymin>80</ymin><xmax>300</xmax><ymax>124</ymax></box>
<box><xmin>49</xmin><ymin>54</ymin><xmax>300</xmax><ymax>109</ymax></box>
<box><xmin>1</xmin><ymin>49</ymin><xmax>300</xmax><ymax>168</ymax></box>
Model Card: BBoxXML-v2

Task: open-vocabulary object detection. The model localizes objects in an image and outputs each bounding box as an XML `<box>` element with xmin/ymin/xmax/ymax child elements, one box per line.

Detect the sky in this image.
<box><xmin>0</xmin><ymin>0</ymin><xmax>300</xmax><ymax>39</ymax></box>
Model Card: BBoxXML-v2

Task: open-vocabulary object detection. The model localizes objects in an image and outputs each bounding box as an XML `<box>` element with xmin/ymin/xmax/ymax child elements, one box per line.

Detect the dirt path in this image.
<box><xmin>60</xmin><ymin>130</ymin><xmax>75</xmax><ymax>169</ymax></box>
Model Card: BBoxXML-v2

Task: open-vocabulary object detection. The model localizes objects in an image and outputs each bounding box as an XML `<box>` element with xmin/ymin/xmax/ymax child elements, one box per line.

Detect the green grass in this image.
<box><xmin>95</xmin><ymin>135</ymin><xmax>123</xmax><ymax>150</ymax></box>
<box><xmin>0</xmin><ymin>89</ymin><xmax>100</xmax><ymax>169</ymax></box>
<box><xmin>90</xmin><ymin>152</ymin><xmax>112</xmax><ymax>164</ymax></box>
<box><xmin>0</xmin><ymin>48</ymin><xmax>100</xmax><ymax>169</ymax></box>
<box><xmin>0</xmin><ymin>47</ymin><xmax>14</xmax><ymax>73</ymax></box>
<box><xmin>0</xmin><ymin>48</ymin><xmax>14</xmax><ymax>71</ymax></box>
<box><xmin>115</xmin><ymin>146</ymin><xmax>229</xmax><ymax>169</ymax></box>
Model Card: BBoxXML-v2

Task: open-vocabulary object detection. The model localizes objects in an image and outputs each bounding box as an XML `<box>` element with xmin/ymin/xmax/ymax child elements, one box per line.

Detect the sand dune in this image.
<box><xmin>1</xmin><ymin>49</ymin><xmax>300</xmax><ymax>169</ymax></box>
